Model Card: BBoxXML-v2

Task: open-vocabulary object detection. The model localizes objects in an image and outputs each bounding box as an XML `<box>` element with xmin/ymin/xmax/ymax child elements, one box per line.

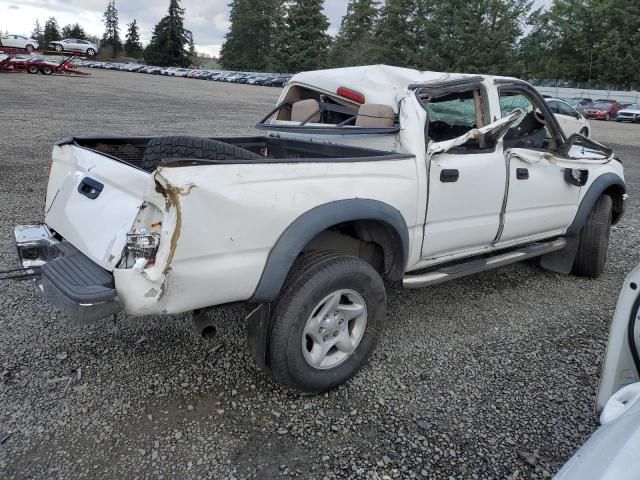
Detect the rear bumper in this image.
<box><xmin>15</xmin><ymin>224</ymin><xmax>121</xmax><ymax>324</ymax></box>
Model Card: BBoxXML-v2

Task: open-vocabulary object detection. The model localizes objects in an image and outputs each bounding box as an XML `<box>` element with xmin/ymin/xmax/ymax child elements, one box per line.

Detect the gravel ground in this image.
<box><xmin>1</xmin><ymin>69</ymin><xmax>639</xmax><ymax>479</ymax></box>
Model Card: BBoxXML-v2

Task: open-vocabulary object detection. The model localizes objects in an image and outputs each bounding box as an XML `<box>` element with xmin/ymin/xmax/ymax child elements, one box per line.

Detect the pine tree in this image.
<box><xmin>124</xmin><ymin>19</ymin><xmax>143</xmax><ymax>57</ymax></box>
<box><xmin>330</xmin><ymin>0</ymin><xmax>379</xmax><ymax>67</ymax></box>
<box><xmin>31</xmin><ymin>20</ymin><xmax>44</xmax><ymax>48</ymax></box>
<box><xmin>43</xmin><ymin>17</ymin><xmax>61</xmax><ymax>47</ymax></box>
<box><xmin>220</xmin><ymin>0</ymin><xmax>282</xmax><ymax>71</ymax></box>
<box><xmin>101</xmin><ymin>0</ymin><xmax>121</xmax><ymax>58</ymax></box>
<box><xmin>144</xmin><ymin>0</ymin><xmax>190</xmax><ymax>67</ymax></box>
<box><xmin>414</xmin><ymin>0</ymin><xmax>531</xmax><ymax>75</ymax></box>
<box><xmin>270</xmin><ymin>0</ymin><xmax>331</xmax><ymax>73</ymax></box>
<box><xmin>372</xmin><ymin>0</ymin><xmax>417</xmax><ymax>67</ymax></box>
<box><xmin>62</xmin><ymin>23</ymin><xmax>87</xmax><ymax>39</ymax></box>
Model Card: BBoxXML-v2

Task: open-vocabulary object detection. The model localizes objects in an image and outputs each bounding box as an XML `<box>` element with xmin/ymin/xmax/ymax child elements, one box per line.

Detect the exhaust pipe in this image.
<box><xmin>192</xmin><ymin>309</ymin><xmax>217</xmax><ymax>340</ymax></box>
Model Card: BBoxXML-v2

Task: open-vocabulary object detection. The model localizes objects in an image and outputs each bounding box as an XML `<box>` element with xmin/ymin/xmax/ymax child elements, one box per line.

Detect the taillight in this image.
<box><xmin>337</xmin><ymin>87</ymin><xmax>365</xmax><ymax>104</ymax></box>
<box><xmin>124</xmin><ymin>230</ymin><xmax>160</xmax><ymax>270</ymax></box>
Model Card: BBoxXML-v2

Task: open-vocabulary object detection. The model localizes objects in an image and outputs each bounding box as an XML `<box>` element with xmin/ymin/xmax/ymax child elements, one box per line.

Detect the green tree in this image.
<box><xmin>329</xmin><ymin>0</ymin><xmax>379</xmax><ymax>67</ymax></box>
<box><xmin>415</xmin><ymin>0</ymin><xmax>531</xmax><ymax>75</ymax></box>
<box><xmin>101</xmin><ymin>0</ymin><xmax>121</xmax><ymax>58</ymax></box>
<box><xmin>124</xmin><ymin>19</ymin><xmax>143</xmax><ymax>57</ymax></box>
<box><xmin>220</xmin><ymin>0</ymin><xmax>282</xmax><ymax>71</ymax></box>
<box><xmin>519</xmin><ymin>0</ymin><xmax>639</xmax><ymax>89</ymax></box>
<box><xmin>62</xmin><ymin>23</ymin><xmax>87</xmax><ymax>39</ymax></box>
<box><xmin>31</xmin><ymin>20</ymin><xmax>44</xmax><ymax>48</ymax></box>
<box><xmin>372</xmin><ymin>0</ymin><xmax>417</xmax><ymax>66</ymax></box>
<box><xmin>144</xmin><ymin>0</ymin><xmax>190</xmax><ymax>67</ymax></box>
<box><xmin>270</xmin><ymin>0</ymin><xmax>331</xmax><ymax>73</ymax></box>
<box><xmin>43</xmin><ymin>17</ymin><xmax>61</xmax><ymax>47</ymax></box>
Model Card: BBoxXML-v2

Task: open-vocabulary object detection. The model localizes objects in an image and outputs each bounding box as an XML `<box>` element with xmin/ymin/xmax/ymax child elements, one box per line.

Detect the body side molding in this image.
<box><xmin>250</xmin><ymin>199</ymin><xmax>409</xmax><ymax>303</ymax></box>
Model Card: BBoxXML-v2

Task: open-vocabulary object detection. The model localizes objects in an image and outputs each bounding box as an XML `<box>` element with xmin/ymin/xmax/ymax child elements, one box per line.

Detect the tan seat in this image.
<box><xmin>291</xmin><ymin>99</ymin><xmax>321</xmax><ymax>123</ymax></box>
<box><xmin>355</xmin><ymin>104</ymin><xmax>395</xmax><ymax>128</ymax></box>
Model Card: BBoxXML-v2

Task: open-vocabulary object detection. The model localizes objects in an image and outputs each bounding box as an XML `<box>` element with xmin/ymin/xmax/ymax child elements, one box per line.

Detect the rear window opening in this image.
<box><xmin>418</xmin><ymin>87</ymin><xmax>496</xmax><ymax>151</ymax></box>
<box><xmin>256</xmin><ymin>85</ymin><xmax>399</xmax><ymax>133</ymax></box>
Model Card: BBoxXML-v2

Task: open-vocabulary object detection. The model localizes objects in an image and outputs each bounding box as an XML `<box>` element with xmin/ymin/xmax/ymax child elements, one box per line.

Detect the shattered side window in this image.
<box><xmin>425</xmin><ymin>91</ymin><xmax>479</xmax><ymax>143</ymax></box>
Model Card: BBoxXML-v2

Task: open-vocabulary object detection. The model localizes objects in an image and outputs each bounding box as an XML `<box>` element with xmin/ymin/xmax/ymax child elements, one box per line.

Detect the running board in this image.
<box><xmin>403</xmin><ymin>238</ymin><xmax>567</xmax><ymax>289</ymax></box>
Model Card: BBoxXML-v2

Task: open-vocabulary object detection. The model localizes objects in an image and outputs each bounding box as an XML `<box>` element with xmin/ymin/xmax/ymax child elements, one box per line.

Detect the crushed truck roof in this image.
<box><xmin>288</xmin><ymin>65</ymin><xmax>515</xmax><ymax>110</ymax></box>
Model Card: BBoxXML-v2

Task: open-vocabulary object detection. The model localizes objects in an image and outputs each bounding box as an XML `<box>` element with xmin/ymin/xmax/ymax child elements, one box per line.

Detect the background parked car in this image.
<box><xmin>546</xmin><ymin>98</ymin><xmax>591</xmax><ymax>136</ymax></box>
<box><xmin>583</xmin><ymin>99</ymin><xmax>622</xmax><ymax>121</ymax></box>
<box><xmin>0</xmin><ymin>33</ymin><xmax>39</xmax><ymax>52</ymax></box>
<box><xmin>48</xmin><ymin>38</ymin><xmax>98</xmax><ymax>56</ymax></box>
<box><xmin>616</xmin><ymin>104</ymin><xmax>640</xmax><ymax>123</ymax></box>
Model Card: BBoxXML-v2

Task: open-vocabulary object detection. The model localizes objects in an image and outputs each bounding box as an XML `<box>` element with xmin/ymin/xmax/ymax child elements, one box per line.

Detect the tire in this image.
<box><xmin>572</xmin><ymin>194</ymin><xmax>613</xmax><ymax>277</ymax></box>
<box><xmin>40</xmin><ymin>65</ymin><xmax>53</xmax><ymax>75</ymax></box>
<box><xmin>579</xmin><ymin>127</ymin><xmax>589</xmax><ymax>137</ymax></box>
<box><xmin>86</xmin><ymin>48</ymin><xmax>96</xmax><ymax>56</ymax></box>
<box><xmin>605</xmin><ymin>113</ymin><xmax>610</xmax><ymax>121</ymax></box>
<box><xmin>25</xmin><ymin>44</ymin><xmax>34</xmax><ymax>53</ymax></box>
<box><xmin>140</xmin><ymin>135</ymin><xmax>261</xmax><ymax>171</ymax></box>
<box><xmin>264</xmin><ymin>251</ymin><xmax>387</xmax><ymax>394</ymax></box>
<box><xmin>27</xmin><ymin>64</ymin><xmax>39</xmax><ymax>74</ymax></box>
<box><xmin>54</xmin><ymin>44</ymin><xmax>63</xmax><ymax>52</ymax></box>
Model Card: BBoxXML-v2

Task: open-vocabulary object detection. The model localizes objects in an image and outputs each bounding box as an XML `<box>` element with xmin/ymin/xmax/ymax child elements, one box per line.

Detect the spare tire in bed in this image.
<box><xmin>141</xmin><ymin>135</ymin><xmax>262</xmax><ymax>171</ymax></box>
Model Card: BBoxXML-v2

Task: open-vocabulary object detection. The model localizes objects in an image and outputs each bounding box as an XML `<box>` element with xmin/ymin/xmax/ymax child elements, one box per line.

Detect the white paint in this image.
<box><xmin>41</xmin><ymin>66</ymin><xmax>625</xmax><ymax>317</ymax></box>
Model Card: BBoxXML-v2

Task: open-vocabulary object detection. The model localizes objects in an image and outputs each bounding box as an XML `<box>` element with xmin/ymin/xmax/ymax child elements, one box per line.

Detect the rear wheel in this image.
<box><xmin>86</xmin><ymin>48</ymin><xmax>96</xmax><ymax>56</ymax></box>
<box><xmin>263</xmin><ymin>252</ymin><xmax>387</xmax><ymax>394</ymax></box>
<box><xmin>25</xmin><ymin>44</ymin><xmax>34</xmax><ymax>53</ymax></box>
<box><xmin>40</xmin><ymin>65</ymin><xmax>53</xmax><ymax>75</ymax></box>
<box><xmin>140</xmin><ymin>135</ymin><xmax>261</xmax><ymax>171</ymax></box>
<box><xmin>54</xmin><ymin>44</ymin><xmax>63</xmax><ymax>52</ymax></box>
<box><xmin>27</xmin><ymin>64</ymin><xmax>39</xmax><ymax>74</ymax></box>
<box><xmin>572</xmin><ymin>195</ymin><xmax>613</xmax><ymax>277</ymax></box>
<box><xmin>605</xmin><ymin>113</ymin><xmax>611</xmax><ymax>121</ymax></box>
<box><xmin>579</xmin><ymin>127</ymin><xmax>589</xmax><ymax>137</ymax></box>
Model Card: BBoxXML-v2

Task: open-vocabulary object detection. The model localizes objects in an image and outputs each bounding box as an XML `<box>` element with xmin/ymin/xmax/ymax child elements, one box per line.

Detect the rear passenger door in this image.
<box><xmin>415</xmin><ymin>82</ymin><xmax>508</xmax><ymax>259</ymax></box>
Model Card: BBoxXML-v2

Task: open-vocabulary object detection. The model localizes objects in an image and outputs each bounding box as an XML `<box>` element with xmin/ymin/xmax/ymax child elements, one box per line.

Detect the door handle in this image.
<box><xmin>516</xmin><ymin>168</ymin><xmax>529</xmax><ymax>180</ymax></box>
<box><xmin>440</xmin><ymin>169</ymin><xmax>459</xmax><ymax>183</ymax></box>
<box><xmin>78</xmin><ymin>177</ymin><xmax>104</xmax><ymax>199</ymax></box>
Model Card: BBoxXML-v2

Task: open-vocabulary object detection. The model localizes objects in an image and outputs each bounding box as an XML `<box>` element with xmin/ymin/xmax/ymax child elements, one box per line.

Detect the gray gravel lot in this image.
<box><xmin>1</xmin><ymin>69</ymin><xmax>639</xmax><ymax>479</ymax></box>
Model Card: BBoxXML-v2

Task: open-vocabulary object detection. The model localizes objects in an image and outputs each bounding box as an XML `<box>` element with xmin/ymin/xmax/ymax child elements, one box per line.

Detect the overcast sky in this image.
<box><xmin>0</xmin><ymin>0</ymin><xmax>550</xmax><ymax>58</ymax></box>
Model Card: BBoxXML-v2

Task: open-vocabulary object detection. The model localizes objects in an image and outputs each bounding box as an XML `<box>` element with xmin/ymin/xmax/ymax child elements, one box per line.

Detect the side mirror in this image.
<box><xmin>557</xmin><ymin>133</ymin><xmax>613</xmax><ymax>162</ymax></box>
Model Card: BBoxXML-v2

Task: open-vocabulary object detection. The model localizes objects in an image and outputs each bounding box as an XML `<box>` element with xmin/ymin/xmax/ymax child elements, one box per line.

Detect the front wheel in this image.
<box><xmin>265</xmin><ymin>252</ymin><xmax>387</xmax><ymax>394</ymax></box>
<box><xmin>27</xmin><ymin>64</ymin><xmax>39</xmax><ymax>74</ymax></box>
<box><xmin>572</xmin><ymin>195</ymin><xmax>612</xmax><ymax>277</ymax></box>
<box><xmin>54</xmin><ymin>44</ymin><xmax>63</xmax><ymax>52</ymax></box>
<box><xmin>86</xmin><ymin>48</ymin><xmax>96</xmax><ymax>56</ymax></box>
<box><xmin>25</xmin><ymin>44</ymin><xmax>34</xmax><ymax>53</ymax></box>
<box><xmin>579</xmin><ymin>127</ymin><xmax>589</xmax><ymax>137</ymax></box>
<box><xmin>605</xmin><ymin>113</ymin><xmax>611</xmax><ymax>121</ymax></box>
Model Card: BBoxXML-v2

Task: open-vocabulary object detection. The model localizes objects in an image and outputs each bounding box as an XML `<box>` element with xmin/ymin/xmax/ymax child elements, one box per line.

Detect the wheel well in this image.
<box><xmin>301</xmin><ymin>220</ymin><xmax>405</xmax><ymax>282</ymax></box>
<box><xmin>603</xmin><ymin>184</ymin><xmax>625</xmax><ymax>224</ymax></box>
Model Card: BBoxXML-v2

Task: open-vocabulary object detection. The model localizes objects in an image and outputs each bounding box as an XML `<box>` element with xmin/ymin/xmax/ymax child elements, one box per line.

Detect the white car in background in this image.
<box><xmin>546</xmin><ymin>98</ymin><xmax>591</xmax><ymax>137</ymax></box>
<box><xmin>556</xmin><ymin>265</ymin><xmax>640</xmax><ymax>479</ymax></box>
<box><xmin>0</xmin><ymin>33</ymin><xmax>39</xmax><ymax>52</ymax></box>
<box><xmin>48</xmin><ymin>38</ymin><xmax>98</xmax><ymax>56</ymax></box>
<box><xmin>616</xmin><ymin>104</ymin><xmax>640</xmax><ymax>123</ymax></box>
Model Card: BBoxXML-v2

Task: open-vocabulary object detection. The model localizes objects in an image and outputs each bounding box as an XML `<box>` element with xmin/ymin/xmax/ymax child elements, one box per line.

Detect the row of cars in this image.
<box><xmin>74</xmin><ymin>60</ymin><xmax>292</xmax><ymax>88</ymax></box>
<box><xmin>0</xmin><ymin>34</ymin><xmax>99</xmax><ymax>56</ymax></box>
<box><xmin>564</xmin><ymin>97</ymin><xmax>640</xmax><ymax>122</ymax></box>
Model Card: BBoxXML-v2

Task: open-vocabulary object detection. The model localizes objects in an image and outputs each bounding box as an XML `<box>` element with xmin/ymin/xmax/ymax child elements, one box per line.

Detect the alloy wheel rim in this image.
<box><xmin>301</xmin><ymin>289</ymin><xmax>367</xmax><ymax>370</ymax></box>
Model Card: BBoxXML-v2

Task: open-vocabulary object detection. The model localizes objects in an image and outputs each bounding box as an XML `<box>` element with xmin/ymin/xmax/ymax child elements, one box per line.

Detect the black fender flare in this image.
<box><xmin>250</xmin><ymin>199</ymin><xmax>409</xmax><ymax>303</ymax></box>
<box><xmin>566</xmin><ymin>172</ymin><xmax>626</xmax><ymax>236</ymax></box>
<box><xmin>540</xmin><ymin>172</ymin><xmax>626</xmax><ymax>274</ymax></box>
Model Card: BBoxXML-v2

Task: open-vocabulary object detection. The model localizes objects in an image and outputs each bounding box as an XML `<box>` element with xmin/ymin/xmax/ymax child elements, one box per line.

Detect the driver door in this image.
<box><xmin>495</xmin><ymin>88</ymin><xmax>581</xmax><ymax>245</ymax></box>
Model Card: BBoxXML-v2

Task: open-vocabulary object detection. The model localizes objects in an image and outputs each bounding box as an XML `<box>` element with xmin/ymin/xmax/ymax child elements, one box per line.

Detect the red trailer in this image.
<box><xmin>0</xmin><ymin>48</ymin><xmax>90</xmax><ymax>76</ymax></box>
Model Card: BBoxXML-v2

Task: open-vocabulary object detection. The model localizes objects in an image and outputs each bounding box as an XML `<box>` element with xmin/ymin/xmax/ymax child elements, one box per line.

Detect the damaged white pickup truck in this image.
<box><xmin>13</xmin><ymin>65</ymin><xmax>626</xmax><ymax>393</ymax></box>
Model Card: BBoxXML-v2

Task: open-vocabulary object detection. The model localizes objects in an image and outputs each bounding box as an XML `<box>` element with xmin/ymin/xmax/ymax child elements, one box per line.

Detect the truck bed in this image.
<box><xmin>58</xmin><ymin>135</ymin><xmax>412</xmax><ymax>172</ymax></box>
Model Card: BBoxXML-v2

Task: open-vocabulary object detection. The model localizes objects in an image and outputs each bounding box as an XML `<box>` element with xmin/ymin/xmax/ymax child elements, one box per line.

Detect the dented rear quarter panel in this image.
<box><xmin>115</xmin><ymin>157</ymin><xmax>422</xmax><ymax>316</ymax></box>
